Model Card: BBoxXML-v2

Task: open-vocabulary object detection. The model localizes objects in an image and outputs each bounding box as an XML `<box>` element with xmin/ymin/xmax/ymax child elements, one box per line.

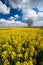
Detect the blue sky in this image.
<box><xmin>0</xmin><ymin>0</ymin><xmax>43</xmax><ymax>27</ymax></box>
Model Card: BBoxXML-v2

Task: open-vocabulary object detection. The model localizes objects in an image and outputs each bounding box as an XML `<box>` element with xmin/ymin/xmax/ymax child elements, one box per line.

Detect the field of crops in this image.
<box><xmin>0</xmin><ymin>28</ymin><xmax>43</xmax><ymax>65</ymax></box>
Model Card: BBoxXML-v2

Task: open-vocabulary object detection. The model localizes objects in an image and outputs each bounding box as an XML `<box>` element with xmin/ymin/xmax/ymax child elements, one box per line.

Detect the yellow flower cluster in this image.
<box><xmin>0</xmin><ymin>28</ymin><xmax>43</xmax><ymax>65</ymax></box>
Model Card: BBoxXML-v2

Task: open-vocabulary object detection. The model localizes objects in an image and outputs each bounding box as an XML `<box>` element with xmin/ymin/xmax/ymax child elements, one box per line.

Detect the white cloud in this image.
<box><xmin>8</xmin><ymin>0</ymin><xmax>43</xmax><ymax>9</ymax></box>
<box><xmin>0</xmin><ymin>0</ymin><xmax>43</xmax><ymax>26</ymax></box>
<box><xmin>22</xmin><ymin>8</ymin><xmax>38</xmax><ymax>20</ymax></box>
<box><xmin>14</xmin><ymin>14</ymin><xmax>19</xmax><ymax>18</ymax></box>
<box><xmin>37</xmin><ymin>2</ymin><xmax>43</xmax><ymax>11</ymax></box>
<box><xmin>9</xmin><ymin>14</ymin><xmax>20</xmax><ymax>21</ymax></box>
<box><xmin>38</xmin><ymin>12</ymin><xmax>43</xmax><ymax>17</ymax></box>
<box><xmin>8</xmin><ymin>0</ymin><xmax>42</xmax><ymax>21</ymax></box>
<box><xmin>9</xmin><ymin>16</ymin><xmax>14</xmax><ymax>20</ymax></box>
<box><xmin>14</xmin><ymin>14</ymin><xmax>20</xmax><ymax>20</ymax></box>
<box><xmin>8</xmin><ymin>0</ymin><xmax>43</xmax><ymax>19</ymax></box>
<box><xmin>0</xmin><ymin>1</ymin><xmax>10</xmax><ymax>14</ymax></box>
<box><xmin>33</xmin><ymin>21</ymin><xmax>43</xmax><ymax>26</ymax></box>
<box><xmin>0</xmin><ymin>18</ymin><xmax>27</xmax><ymax>27</ymax></box>
<box><xmin>8</xmin><ymin>0</ymin><xmax>30</xmax><ymax>9</ymax></box>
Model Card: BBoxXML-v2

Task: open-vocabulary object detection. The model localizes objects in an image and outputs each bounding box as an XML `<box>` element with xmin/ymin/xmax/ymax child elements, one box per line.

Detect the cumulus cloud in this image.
<box><xmin>38</xmin><ymin>12</ymin><xmax>43</xmax><ymax>17</ymax></box>
<box><xmin>14</xmin><ymin>14</ymin><xmax>19</xmax><ymax>18</ymax></box>
<box><xmin>33</xmin><ymin>21</ymin><xmax>43</xmax><ymax>26</ymax></box>
<box><xmin>0</xmin><ymin>1</ymin><xmax>10</xmax><ymax>14</ymax></box>
<box><xmin>33</xmin><ymin>11</ymin><xmax>43</xmax><ymax>26</ymax></box>
<box><xmin>8</xmin><ymin>0</ymin><xmax>43</xmax><ymax>19</ymax></box>
<box><xmin>37</xmin><ymin>1</ymin><xmax>43</xmax><ymax>11</ymax></box>
<box><xmin>0</xmin><ymin>14</ymin><xmax>26</xmax><ymax>27</ymax></box>
<box><xmin>14</xmin><ymin>14</ymin><xmax>20</xmax><ymax>20</ymax></box>
<box><xmin>8</xmin><ymin>0</ymin><xmax>43</xmax><ymax>8</ymax></box>
<box><xmin>8</xmin><ymin>0</ymin><xmax>43</xmax><ymax>26</ymax></box>
<box><xmin>0</xmin><ymin>18</ymin><xmax>27</xmax><ymax>27</ymax></box>
<box><xmin>22</xmin><ymin>8</ymin><xmax>38</xmax><ymax>20</ymax></box>
<box><xmin>8</xmin><ymin>0</ymin><xmax>43</xmax><ymax>10</ymax></box>
<box><xmin>0</xmin><ymin>0</ymin><xmax>43</xmax><ymax>26</ymax></box>
<box><xmin>9</xmin><ymin>14</ymin><xmax>20</xmax><ymax>21</ymax></box>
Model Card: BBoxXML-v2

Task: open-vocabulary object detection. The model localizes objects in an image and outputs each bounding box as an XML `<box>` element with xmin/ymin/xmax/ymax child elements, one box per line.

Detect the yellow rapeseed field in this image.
<box><xmin>0</xmin><ymin>28</ymin><xmax>43</xmax><ymax>65</ymax></box>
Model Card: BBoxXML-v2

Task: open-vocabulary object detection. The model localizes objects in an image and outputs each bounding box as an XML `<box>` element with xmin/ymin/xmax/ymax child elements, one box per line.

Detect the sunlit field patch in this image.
<box><xmin>0</xmin><ymin>28</ymin><xmax>43</xmax><ymax>65</ymax></box>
